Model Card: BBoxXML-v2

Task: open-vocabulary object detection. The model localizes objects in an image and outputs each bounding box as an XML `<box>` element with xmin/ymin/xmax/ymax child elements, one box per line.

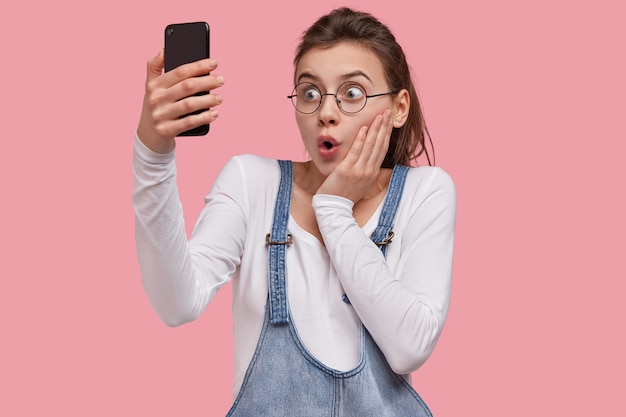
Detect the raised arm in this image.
<box><xmin>133</xmin><ymin>51</ymin><xmax>244</xmax><ymax>326</ymax></box>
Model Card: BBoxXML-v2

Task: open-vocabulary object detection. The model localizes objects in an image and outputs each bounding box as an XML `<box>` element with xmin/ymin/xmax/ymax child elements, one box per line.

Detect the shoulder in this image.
<box><xmin>217</xmin><ymin>154</ymin><xmax>281</xmax><ymax>184</ymax></box>
<box><xmin>207</xmin><ymin>155</ymin><xmax>286</xmax><ymax>215</ymax></box>
<box><xmin>212</xmin><ymin>154</ymin><xmax>285</xmax><ymax>201</ymax></box>
<box><xmin>225</xmin><ymin>154</ymin><xmax>280</xmax><ymax>173</ymax></box>
<box><xmin>405</xmin><ymin>166</ymin><xmax>455</xmax><ymax>194</ymax></box>
<box><xmin>401</xmin><ymin>166</ymin><xmax>456</xmax><ymax>212</ymax></box>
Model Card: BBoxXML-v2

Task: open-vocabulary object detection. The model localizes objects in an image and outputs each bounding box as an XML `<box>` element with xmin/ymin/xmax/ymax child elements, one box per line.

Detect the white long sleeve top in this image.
<box><xmin>132</xmin><ymin>135</ymin><xmax>456</xmax><ymax>398</ymax></box>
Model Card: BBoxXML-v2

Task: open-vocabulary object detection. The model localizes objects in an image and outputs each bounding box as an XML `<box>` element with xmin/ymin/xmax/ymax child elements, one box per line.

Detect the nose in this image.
<box><xmin>317</xmin><ymin>93</ymin><xmax>339</xmax><ymax>126</ymax></box>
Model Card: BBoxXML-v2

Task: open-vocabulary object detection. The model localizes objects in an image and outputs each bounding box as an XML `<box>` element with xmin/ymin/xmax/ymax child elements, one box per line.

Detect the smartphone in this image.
<box><xmin>164</xmin><ymin>22</ymin><xmax>211</xmax><ymax>136</ymax></box>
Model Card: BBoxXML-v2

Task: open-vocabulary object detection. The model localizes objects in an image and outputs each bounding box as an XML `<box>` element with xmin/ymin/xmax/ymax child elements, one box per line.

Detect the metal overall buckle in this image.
<box><xmin>265</xmin><ymin>233</ymin><xmax>293</xmax><ymax>245</ymax></box>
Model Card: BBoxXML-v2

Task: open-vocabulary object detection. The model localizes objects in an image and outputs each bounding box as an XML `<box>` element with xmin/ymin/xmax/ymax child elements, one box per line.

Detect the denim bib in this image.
<box><xmin>227</xmin><ymin>160</ymin><xmax>432</xmax><ymax>417</ymax></box>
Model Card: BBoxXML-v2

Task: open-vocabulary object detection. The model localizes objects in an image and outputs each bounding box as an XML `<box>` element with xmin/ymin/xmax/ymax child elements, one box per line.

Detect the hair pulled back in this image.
<box><xmin>294</xmin><ymin>7</ymin><xmax>434</xmax><ymax>167</ymax></box>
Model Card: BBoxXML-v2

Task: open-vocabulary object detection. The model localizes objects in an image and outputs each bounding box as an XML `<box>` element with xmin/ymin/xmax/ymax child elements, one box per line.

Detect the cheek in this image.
<box><xmin>295</xmin><ymin>114</ymin><xmax>310</xmax><ymax>135</ymax></box>
<box><xmin>352</xmin><ymin>111</ymin><xmax>379</xmax><ymax>134</ymax></box>
<box><xmin>295</xmin><ymin>115</ymin><xmax>317</xmax><ymax>148</ymax></box>
<box><xmin>356</xmin><ymin>100</ymin><xmax>394</xmax><ymax>132</ymax></box>
<box><xmin>294</xmin><ymin>112</ymin><xmax>306</xmax><ymax>127</ymax></box>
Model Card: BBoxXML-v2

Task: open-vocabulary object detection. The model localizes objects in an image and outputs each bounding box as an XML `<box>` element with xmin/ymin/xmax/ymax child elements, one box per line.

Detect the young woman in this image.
<box><xmin>134</xmin><ymin>7</ymin><xmax>456</xmax><ymax>416</ymax></box>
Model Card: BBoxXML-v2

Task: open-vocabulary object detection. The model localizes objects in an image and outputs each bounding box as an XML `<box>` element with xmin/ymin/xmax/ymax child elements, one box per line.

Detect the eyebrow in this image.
<box><xmin>297</xmin><ymin>70</ymin><xmax>374</xmax><ymax>85</ymax></box>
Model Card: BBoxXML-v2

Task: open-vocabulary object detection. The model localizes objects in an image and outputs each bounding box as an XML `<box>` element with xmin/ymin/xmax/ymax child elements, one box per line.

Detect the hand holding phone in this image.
<box><xmin>164</xmin><ymin>22</ymin><xmax>211</xmax><ymax>136</ymax></box>
<box><xmin>137</xmin><ymin>22</ymin><xmax>222</xmax><ymax>152</ymax></box>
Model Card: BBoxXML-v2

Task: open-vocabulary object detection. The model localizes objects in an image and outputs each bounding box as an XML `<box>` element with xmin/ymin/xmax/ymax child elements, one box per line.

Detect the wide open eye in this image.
<box><xmin>298</xmin><ymin>83</ymin><xmax>321</xmax><ymax>102</ymax></box>
<box><xmin>340</xmin><ymin>84</ymin><xmax>365</xmax><ymax>102</ymax></box>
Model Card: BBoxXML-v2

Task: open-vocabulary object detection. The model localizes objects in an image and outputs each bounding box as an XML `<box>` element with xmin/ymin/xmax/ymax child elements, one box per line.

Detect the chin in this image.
<box><xmin>312</xmin><ymin>159</ymin><xmax>340</xmax><ymax>177</ymax></box>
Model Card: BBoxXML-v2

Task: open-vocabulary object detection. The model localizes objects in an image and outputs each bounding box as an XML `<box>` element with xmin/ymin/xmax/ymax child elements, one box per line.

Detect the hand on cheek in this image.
<box><xmin>316</xmin><ymin>109</ymin><xmax>393</xmax><ymax>203</ymax></box>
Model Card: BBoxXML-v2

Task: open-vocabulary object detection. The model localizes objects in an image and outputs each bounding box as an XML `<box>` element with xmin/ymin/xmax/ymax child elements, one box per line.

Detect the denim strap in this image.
<box><xmin>267</xmin><ymin>160</ymin><xmax>293</xmax><ymax>325</ymax></box>
<box><xmin>370</xmin><ymin>165</ymin><xmax>410</xmax><ymax>257</ymax></box>
<box><xmin>268</xmin><ymin>162</ymin><xmax>410</xmax><ymax>318</ymax></box>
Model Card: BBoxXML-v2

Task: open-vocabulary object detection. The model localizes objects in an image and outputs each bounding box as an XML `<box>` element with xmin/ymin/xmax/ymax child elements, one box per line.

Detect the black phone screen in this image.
<box><xmin>164</xmin><ymin>22</ymin><xmax>210</xmax><ymax>136</ymax></box>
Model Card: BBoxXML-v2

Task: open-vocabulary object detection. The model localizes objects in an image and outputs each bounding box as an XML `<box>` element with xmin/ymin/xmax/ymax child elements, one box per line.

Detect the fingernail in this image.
<box><xmin>215</xmin><ymin>94</ymin><xmax>223</xmax><ymax>103</ymax></box>
<box><xmin>208</xmin><ymin>59</ymin><xmax>218</xmax><ymax>67</ymax></box>
<box><xmin>216</xmin><ymin>75</ymin><xmax>225</xmax><ymax>85</ymax></box>
<box><xmin>210</xmin><ymin>110</ymin><xmax>219</xmax><ymax>119</ymax></box>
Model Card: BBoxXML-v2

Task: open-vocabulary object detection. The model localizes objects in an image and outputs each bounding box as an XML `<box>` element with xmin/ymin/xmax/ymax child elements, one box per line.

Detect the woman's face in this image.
<box><xmin>293</xmin><ymin>42</ymin><xmax>398</xmax><ymax>177</ymax></box>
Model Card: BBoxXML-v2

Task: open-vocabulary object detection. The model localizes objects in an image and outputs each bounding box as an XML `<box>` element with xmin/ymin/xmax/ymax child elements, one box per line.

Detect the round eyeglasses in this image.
<box><xmin>287</xmin><ymin>81</ymin><xmax>398</xmax><ymax>114</ymax></box>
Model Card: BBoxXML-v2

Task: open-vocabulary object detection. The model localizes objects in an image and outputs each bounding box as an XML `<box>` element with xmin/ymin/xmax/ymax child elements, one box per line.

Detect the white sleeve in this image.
<box><xmin>312</xmin><ymin>167</ymin><xmax>456</xmax><ymax>374</ymax></box>
<box><xmin>132</xmin><ymin>135</ymin><xmax>248</xmax><ymax>327</ymax></box>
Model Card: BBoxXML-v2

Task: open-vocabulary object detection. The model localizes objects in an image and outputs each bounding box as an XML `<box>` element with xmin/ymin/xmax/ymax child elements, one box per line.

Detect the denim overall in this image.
<box><xmin>226</xmin><ymin>160</ymin><xmax>433</xmax><ymax>417</ymax></box>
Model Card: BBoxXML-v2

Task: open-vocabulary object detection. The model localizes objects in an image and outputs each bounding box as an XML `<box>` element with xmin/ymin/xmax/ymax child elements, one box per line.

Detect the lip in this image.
<box><xmin>317</xmin><ymin>135</ymin><xmax>340</xmax><ymax>159</ymax></box>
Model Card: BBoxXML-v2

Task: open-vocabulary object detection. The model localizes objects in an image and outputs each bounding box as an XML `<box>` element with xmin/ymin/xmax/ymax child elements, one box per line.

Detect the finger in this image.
<box><xmin>361</xmin><ymin>114</ymin><xmax>384</xmax><ymax>161</ymax></box>
<box><xmin>162</xmin><ymin>58</ymin><xmax>218</xmax><ymax>89</ymax></box>
<box><xmin>343</xmin><ymin>125</ymin><xmax>368</xmax><ymax>167</ymax></box>
<box><xmin>351</xmin><ymin>113</ymin><xmax>383</xmax><ymax>169</ymax></box>
<box><xmin>367</xmin><ymin>110</ymin><xmax>393</xmax><ymax>166</ymax></box>
<box><xmin>145</xmin><ymin>49</ymin><xmax>165</xmax><ymax>83</ymax></box>
<box><xmin>162</xmin><ymin>108</ymin><xmax>220</xmax><ymax>138</ymax></box>
<box><xmin>168</xmin><ymin>92</ymin><xmax>223</xmax><ymax>121</ymax></box>
<box><xmin>171</xmin><ymin>109</ymin><xmax>219</xmax><ymax>135</ymax></box>
<box><xmin>168</xmin><ymin>73</ymin><xmax>224</xmax><ymax>104</ymax></box>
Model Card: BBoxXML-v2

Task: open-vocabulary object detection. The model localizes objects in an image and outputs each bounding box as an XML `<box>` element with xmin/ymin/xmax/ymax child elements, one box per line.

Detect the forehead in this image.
<box><xmin>295</xmin><ymin>42</ymin><xmax>386</xmax><ymax>86</ymax></box>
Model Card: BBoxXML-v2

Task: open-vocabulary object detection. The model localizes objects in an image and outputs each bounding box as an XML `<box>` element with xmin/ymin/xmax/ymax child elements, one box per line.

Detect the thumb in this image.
<box><xmin>146</xmin><ymin>49</ymin><xmax>164</xmax><ymax>81</ymax></box>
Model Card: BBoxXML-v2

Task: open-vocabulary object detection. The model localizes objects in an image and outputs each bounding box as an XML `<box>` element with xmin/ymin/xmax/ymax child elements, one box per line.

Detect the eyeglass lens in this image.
<box><xmin>291</xmin><ymin>82</ymin><xmax>368</xmax><ymax>114</ymax></box>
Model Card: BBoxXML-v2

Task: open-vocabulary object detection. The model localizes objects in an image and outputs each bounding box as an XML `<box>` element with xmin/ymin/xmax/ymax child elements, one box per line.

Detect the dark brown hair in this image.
<box><xmin>294</xmin><ymin>7</ymin><xmax>434</xmax><ymax>167</ymax></box>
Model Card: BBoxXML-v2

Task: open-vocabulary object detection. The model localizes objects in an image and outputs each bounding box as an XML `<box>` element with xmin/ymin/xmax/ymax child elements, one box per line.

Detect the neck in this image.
<box><xmin>294</xmin><ymin>161</ymin><xmax>392</xmax><ymax>200</ymax></box>
<box><xmin>294</xmin><ymin>161</ymin><xmax>325</xmax><ymax>195</ymax></box>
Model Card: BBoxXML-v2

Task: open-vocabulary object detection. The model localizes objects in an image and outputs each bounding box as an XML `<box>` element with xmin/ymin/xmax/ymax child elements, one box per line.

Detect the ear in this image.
<box><xmin>392</xmin><ymin>89</ymin><xmax>410</xmax><ymax>128</ymax></box>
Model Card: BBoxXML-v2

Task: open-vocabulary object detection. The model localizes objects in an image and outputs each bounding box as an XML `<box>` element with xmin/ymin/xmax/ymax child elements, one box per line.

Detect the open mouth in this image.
<box><xmin>317</xmin><ymin>136</ymin><xmax>339</xmax><ymax>158</ymax></box>
<box><xmin>318</xmin><ymin>135</ymin><xmax>338</xmax><ymax>149</ymax></box>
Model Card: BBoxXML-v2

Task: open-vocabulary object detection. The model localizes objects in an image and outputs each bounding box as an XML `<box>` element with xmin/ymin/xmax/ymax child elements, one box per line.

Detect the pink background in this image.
<box><xmin>1</xmin><ymin>0</ymin><xmax>624</xmax><ymax>415</ymax></box>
